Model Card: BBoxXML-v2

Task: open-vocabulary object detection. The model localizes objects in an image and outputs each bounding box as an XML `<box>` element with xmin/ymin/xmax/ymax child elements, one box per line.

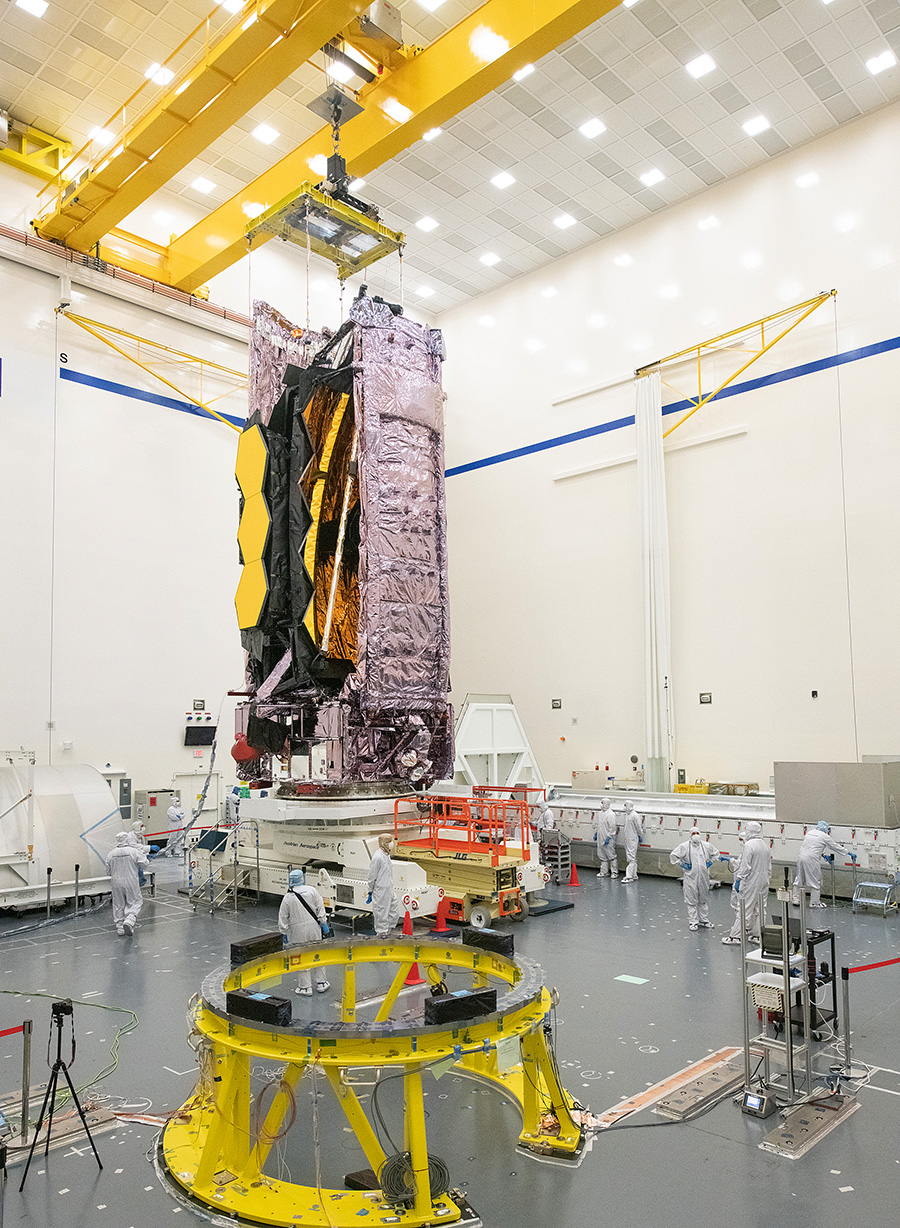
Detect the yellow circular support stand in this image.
<box><xmin>158</xmin><ymin>936</ymin><xmax>585</xmax><ymax>1226</ymax></box>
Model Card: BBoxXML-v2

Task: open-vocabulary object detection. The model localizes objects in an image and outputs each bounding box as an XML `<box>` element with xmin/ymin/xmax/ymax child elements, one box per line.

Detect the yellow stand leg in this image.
<box><xmin>404</xmin><ymin>1066</ymin><xmax>432</xmax><ymax>1219</ymax></box>
<box><xmin>323</xmin><ymin>1067</ymin><xmax>388</xmax><ymax>1174</ymax></box>
<box><xmin>238</xmin><ymin>1061</ymin><xmax>307</xmax><ymax>1184</ymax></box>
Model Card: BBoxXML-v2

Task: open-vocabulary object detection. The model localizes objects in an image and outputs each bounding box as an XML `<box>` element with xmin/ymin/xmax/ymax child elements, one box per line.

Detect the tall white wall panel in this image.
<box><xmin>439</xmin><ymin>102</ymin><xmax>900</xmax><ymax>788</ymax></box>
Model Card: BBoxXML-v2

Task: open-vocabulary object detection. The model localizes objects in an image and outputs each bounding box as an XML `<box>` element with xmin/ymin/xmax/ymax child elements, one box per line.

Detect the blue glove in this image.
<box><xmin>718</xmin><ymin>854</ymin><xmax>730</xmax><ymax>862</ymax></box>
<box><xmin>734</xmin><ymin>879</ymin><xmax>740</xmax><ymax>894</ymax></box>
<box><xmin>592</xmin><ymin>832</ymin><xmax>598</xmax><ymax>841</ymax></box>
<box><xmin>850</xmin><ymin>853</ymin><xmax>857</xmax><ymax>863</ymax></box>
<box><xmin>366</xmin><ymin>892</ymin><xmax>372</xmax><ymax>903</ymax></box>
<box><xmin>603</xmin><ymin>837</ymin><xmax>611</xmax><ymax>846</ymax></box>
<box><xmin>682</xmin><ymin>861</ymin><xmax>692</xmax><ymax>872</ymax></box>
<box><xmin>824</xmin><ymin>854</ymin><xmax>835</xmax><ymax>863</ymax></box>
<box><xmin>706</xmin><ymin>859</ymin><xmax>712</xmax><ymax>868</ymax></box>
<box><xmin>321</xmin><ymin>924</ymin><xmax>332</xmax><ymax>938</ymax></box>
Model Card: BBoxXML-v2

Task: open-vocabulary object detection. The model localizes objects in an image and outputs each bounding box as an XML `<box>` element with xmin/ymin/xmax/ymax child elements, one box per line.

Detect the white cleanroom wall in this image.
<box><xmin>0</xmin><ymin>251</ymin><xmax>247</xmax><ymax>789</ymax></box>
<box><xmin>439</xmin><ymin>101</ymin><xmax>900</xmax><ymax>789</ymax></box>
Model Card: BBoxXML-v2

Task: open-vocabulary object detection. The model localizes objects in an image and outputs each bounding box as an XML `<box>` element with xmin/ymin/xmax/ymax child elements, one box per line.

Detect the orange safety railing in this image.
<box><xmin>394</xmin><ymin>795</ymin><xmax>532</xmax><ymax>867</ymax></box>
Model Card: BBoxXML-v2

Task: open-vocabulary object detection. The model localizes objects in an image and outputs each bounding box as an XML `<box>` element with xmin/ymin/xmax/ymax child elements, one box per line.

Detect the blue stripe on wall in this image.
<box><xmin>59</xmin><ymin>366</ymin><xmax>245</xmax><ymax>428</ymax></box>
<box><xmin>445</xmin><ymin>331</ymin><xmax>900</xmax><ymax>478</ymax></box>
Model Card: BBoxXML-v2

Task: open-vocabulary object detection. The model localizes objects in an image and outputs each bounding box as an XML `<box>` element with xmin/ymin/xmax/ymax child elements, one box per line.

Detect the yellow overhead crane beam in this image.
<box><xmin>34</xmin><ymin>0</ymin><xmax>370</xmax><ymax>252</ymax></box>
<box><xmin>168</xmin><ymin>0</ymin><xmax>618</xmax><ymax>292</ymax></box>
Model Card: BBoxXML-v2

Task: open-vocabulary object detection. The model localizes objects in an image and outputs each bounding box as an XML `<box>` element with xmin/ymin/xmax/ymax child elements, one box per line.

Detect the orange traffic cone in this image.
<box><xmin>569</xmin><ymin>861</ymin><xmax>581</xmax><ymax>887</ymax></box>
<box><xmin>430</xmin><ymin>893</ymin><xmax>451</xmax><ymax>935</ymax></box>
<box><xmin>402</xmin><ymin>909</ymin><xmax>425</xmax><ymax>985</ymax></box>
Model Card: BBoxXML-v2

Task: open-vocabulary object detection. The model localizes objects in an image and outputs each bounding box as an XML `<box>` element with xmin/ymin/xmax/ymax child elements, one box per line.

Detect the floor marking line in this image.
<box><xmin>163</xmin><ymin>1066</ymin><xmax>196</xmax><ymax>1077</ymax></box>
<box><xmin>861</xmin><ymin>1084</ymin><xmax>900</xmax><ymax>1097</ymax></box>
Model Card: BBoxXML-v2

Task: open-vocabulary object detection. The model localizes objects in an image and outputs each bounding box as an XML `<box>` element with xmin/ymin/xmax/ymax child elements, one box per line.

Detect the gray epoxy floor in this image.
<box><xmin>0</xmin><ymin>867</ymin><xmax>897</xmax><ymax>1228</ymax></box>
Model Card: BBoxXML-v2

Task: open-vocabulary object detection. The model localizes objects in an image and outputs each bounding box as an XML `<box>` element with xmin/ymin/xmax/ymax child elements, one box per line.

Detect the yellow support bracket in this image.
<box><xmin>59</xmin><ymin>310</ymin><xmax>245</xmax><ymax>432</ymax></box>
<box><xmin>0</xmin><ymin>122</ymin><xmax>72</xmax><ymax>182</ymax></box>
<box><xmin>636</xmin><ymin>291</ymin><xmax>836</xmax><ymax>441</ymax></box>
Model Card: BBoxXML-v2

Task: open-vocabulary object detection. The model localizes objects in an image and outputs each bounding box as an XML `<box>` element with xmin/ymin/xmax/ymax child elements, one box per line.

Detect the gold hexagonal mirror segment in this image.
<box><xmin>235</xmin><ymin>423</ymin><xmax>268</xmax><ymax>498</ymax></box>
<box><xmin>234</xmin><ymin>558</ymin><xmax>269</xmax><ymax>630</ymax></box>
<box><xmin>237</xmin><ymin>491</ymin><xmax>271</xmax><ymax>563</ymax></box>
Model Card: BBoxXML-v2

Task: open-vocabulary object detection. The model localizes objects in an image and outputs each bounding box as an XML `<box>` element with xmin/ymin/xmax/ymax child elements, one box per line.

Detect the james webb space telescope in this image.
<box><xmin>231</xmin><ymin>289</ymin><xmax>452</xmax><ymax>793</ymax></box>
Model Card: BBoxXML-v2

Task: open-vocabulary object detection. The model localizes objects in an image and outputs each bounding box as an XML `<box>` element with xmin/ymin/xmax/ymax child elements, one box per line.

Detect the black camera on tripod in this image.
<box><xmin>51</xmin><ymin>999</ymin><xmax>73</xmax><ymax>1018</ymax></box>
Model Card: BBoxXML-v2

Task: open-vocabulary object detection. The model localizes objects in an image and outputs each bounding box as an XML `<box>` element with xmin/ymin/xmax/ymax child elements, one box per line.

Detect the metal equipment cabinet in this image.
<box><xmin>788</xmin><ymin>929</ymin><xmax>837</xmax><ymax>1040</ymax></box>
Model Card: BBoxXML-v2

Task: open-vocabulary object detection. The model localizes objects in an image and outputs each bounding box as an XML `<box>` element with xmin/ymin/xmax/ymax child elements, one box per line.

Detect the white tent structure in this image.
<box><xmin>448</xmin><ymin>694</ymin><xmax>544</xmax><ymax>791</ymax></box>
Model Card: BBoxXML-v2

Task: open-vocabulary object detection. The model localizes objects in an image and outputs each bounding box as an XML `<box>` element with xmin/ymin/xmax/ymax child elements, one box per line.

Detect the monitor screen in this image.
<box><xmin>184</xmin><ymin>724</ymin><xmax>216</xmax><ymax>747</ymax></box>
<box><xmin>745</xmin><ymin>1093</ymin><xmax>761</xmax><ymax>1110</ymax></box>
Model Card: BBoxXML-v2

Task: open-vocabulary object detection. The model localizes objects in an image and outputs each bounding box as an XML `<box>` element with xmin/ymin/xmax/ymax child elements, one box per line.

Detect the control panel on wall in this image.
<box><xmin>185</xmin><ymin>699</ymin><xmax>216</xmax><ymax>751</ymax></box>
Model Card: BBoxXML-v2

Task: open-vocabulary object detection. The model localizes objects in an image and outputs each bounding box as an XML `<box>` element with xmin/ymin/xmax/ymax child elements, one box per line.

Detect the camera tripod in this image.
<box><xmin>18</xmin><ymin>1000</ymin><xmax>102</xmax><ymax>1191</ymax></box>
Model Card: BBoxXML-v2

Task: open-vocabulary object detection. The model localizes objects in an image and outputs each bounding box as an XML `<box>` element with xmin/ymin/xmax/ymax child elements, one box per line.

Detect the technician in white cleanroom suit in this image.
<box><xmin>722</xmin><ymin>822</ymin><xmax>772</xmax><ymax>944</ymax></box>
<box><xmin>278</xmin><ymin>869</ymin><xmax>331</xmax><ymax>996</ymax></box>
<box><xmin>593</xmin><ymin>798</ymin><xmax>618</xmax><ymax>878</ymax></box>
<box><xmin>621</xmin><ymin>801</ymin><xmax>645</xmax><ymax>883</ymax></box>
<box><xmin>792</xmin><ymin>821</ymin><xmax>849</xmax><ymax>908</ymax></box>
<box><xmin>670</xmin><ymin>827</ymin><xmax>721</xmax><ymax>930</ymax></box>
<box><xmin>367</xmin><ymin>834</ymin><xmax>401</xmax><ymax>937</ymax></box>
<box><xmin>106</xmin><ymin>832</ymin><xmax>149</xmax><ymax>936</ymax></box>
<box><xmin>164</xmin><ymin>799</ymin><xmax>187</xmax><ymax>857</ymax></box>
<box><xmin>533</xmin><ymin>798</ymin><xmax>556</xmax><ymax>836</ymax></box>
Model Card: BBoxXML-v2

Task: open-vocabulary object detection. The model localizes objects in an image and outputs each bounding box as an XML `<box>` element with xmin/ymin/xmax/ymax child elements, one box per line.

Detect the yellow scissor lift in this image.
<box><xmin>392</xmin><ymin>792</ymin><xmax>550</xmax><ymax>930</ymax></box>
<box><xmin>158</xmin><ymin>936</ymin><xmax>584</xmax><ymax>1227</ymax></box>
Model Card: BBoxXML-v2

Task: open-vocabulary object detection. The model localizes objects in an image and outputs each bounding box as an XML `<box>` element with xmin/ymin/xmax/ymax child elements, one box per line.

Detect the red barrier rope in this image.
<box><xmin>847</xmin><ymin>956</ymin><xmax>900</xmax><ymax>975</ymax></box>
<box><xmin>0</xmin><ymin>1024</ymin><xmax>25</xmax><ymax>1038</ymax></box>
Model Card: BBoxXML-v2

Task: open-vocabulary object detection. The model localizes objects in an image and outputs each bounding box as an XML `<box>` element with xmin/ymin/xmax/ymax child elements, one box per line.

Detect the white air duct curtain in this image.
<box><xmin>635</xmin><ymin>371</ymin><xmax>672</xmax><ymax>793</ymax></box>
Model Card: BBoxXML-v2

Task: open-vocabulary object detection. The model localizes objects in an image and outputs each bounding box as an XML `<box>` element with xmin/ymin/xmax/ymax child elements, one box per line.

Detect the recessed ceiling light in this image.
<box><xmin>579</xmin><ymin>117</ymin><xmax>607</xmax><ymax>139</ymax></box>
<box><xmin>480</xmin><ymin>252</ymin><xmax>501</xmax><ymax>266</ymax></box>
<box><xmin>416</xmin><ymin>284</ymin><xmax>435</xmax><ymax>298</ymax></box>
<box><xmin>866</xmin><ymin>49</ymin><xmax>897</xmax><ymax>75</ymax></box>
<box><xmin>742</xmin><ymin>115</ymin><xmax>770</xmax><ymax>136</ymax></box>
<box><xmin>639</xmin><ymin>168</ymin><xmax>665</xmax><ymax>187</ymax></box>
<box><xmin>741</xmin><ymin>252</ymin><xmax>762</xmax><ymax>269</ymax></box>
<box><xmin>622</xmin><ymin>0</ymin><xmax>640</xmax><ymax>7</ymax></box>
<box><xmin>145</xmin><ymin>62</ymin><xmax>174</xmax><ymax>86</ymax></box>
<box><xmin>348</xmin><ymin>177</ymin><xmax>366</xmax><ymax>192</ymax></box>
<box><xmin>834</xmin><ymin>212</ymin><xmax>860</xmax><ymax>233</ymax></box>
<box><xmin>15</xmin><ymin>0</ymin><xmax>48</xmax><ymax>15</ymax></box>
<box><xmin>540</xmin><ymin>287</ymin><xmax>557</xmax><ymax>298</ymax></box>
<box><xmin>795</xmin><ymin>172</ymin><xmax>819</xmax><ymax>188</ymax></box>
<box><xmin>308</xmin><ymin>154</ymin><xmax>328</xmax><ymax>175</ymax></box>
<box><xmin>613</xmin><ymin>253</ymin><xmax>633</xmax><ymax>267</ymax></box>
<box><xmin>423</xmin><ymin>127</ymin><xmax>442</xmax><ymax>141</ymax></box>
<box><xmin>587</xmin><ymin>312</ymin><xmax>608</xmax><ymax>329</ymax></box>
<box><xmin>554</xmin><ymin>213</ymin><xmax>576</xmax><ymax>229</ymax></box>
<box><xmin>513</xmin><ymin>64</ymin><xmax>535</xmax><ymax>82</ymax></box>
<box><xmin>697</xmin><ymin>215</ymin><xmax>719</xmax><ymax>230</ymax></box>
<box><xmin>478</xmin><ymin>315</ymin><xmax>495</xmax><ymax>327</ymax></box>
<box><xmin>153</xmin><ymin>210</ymin><xmax>174</xmax><ymax>227</ymax></box>
<box><xmin>327</xmin><ymin>60</ymin><xmax>354</xmax><ymax>84</ymax></box>
<box><xmin>252</xmin><ymin>123</ymin><xmax>279</xmax><ymax>144</ymax></box>
<box><xmin>191</xmin><ymin>176</ymin><xmax>216</xmax><ymax>194</ymax></box>
<box><xmin>469</xmin><ymin>24</ymin><xmax>509</xmax><ymax>63</ymax></box>
<box><xmin>218</xmin><ymin>0</ymin><xmax>243</xmax><ymax>13</ymax></box>
<box><xmin>491</xmin><ymin>171</ymin><xmax>516</xmax><ymax>189</ymax></box>
<box><xmin>89</xmin><ymin>126</ymin><xmax>116</xmax><ymax>144</ymax></box>
<box><xmin>382</xmin><ymin>97</ymin><xmax>413</xmax><ymax>123</ymax></box>
<box><xmin>658</xmin><ymin>284</ymin><xmax>680</xmax><ymax>299</ymax></box>
<box><xmin>418</xmin><ymin>0</ymin><xmax>445</xmax><ymax>11</ymax></box>
<box><xmin>416</xmin><ymin>216</ymin><xmax>439</xmax><ymax>232</ymax></box>
<box><xmin>242</xmin><ymin>201</ymin><xmax>265</xmax><ymax>219</ymax></box>
<box><xmin>525</xmin><ymin>338</ymin><xmax>545</xmax><ymax>353</ymax></box>
<box><xmin>685</xmin><ymin>53</ymin><xmax>716</xmax><ymax>79</ymax></box>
